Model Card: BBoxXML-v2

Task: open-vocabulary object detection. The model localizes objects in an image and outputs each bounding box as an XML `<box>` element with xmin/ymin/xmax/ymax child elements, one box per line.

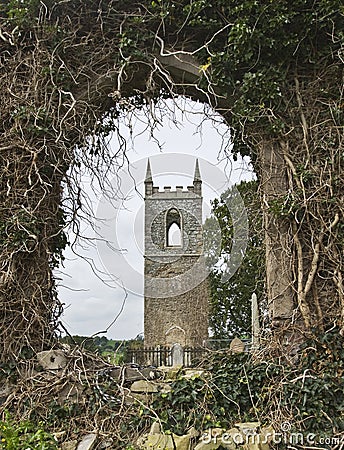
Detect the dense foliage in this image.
<box><xmin>204</xmin><ymin>180</ymin><xmax>265</xmax><ymax>338</ymax></box>
<box><xmin>158</xmin><ymin>0</ymin><xmax>343</xmax><ymax>145</ymax></box>
<box><xmin>136</xmin><ymin>329</ymin><xmax>344</xmax><ymax>443</ymax></box>
<box><xmin>0</xmin><ymin>330</ymin><xmax>343</xmax><ymax>449</ymax></box>
<box><xmin>0</xmin><ymin>413</ymin><xmax>57</xmax><ymax>450</ymax></box>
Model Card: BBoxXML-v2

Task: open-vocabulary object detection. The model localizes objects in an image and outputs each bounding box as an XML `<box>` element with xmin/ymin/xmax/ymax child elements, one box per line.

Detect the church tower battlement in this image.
<box><xmin>143</xmin><ymin>159</ymin><xmax>209</xmax><ymax>349</ymax></box>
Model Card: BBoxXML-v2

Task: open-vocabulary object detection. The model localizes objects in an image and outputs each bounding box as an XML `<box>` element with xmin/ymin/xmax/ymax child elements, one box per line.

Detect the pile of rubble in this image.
<box><xmin>1</xmin><ymin>348</ymin><xmax>273</xmax><ymax>450</ymax></box>
<box><xmin>138</xmin><ymin>421</ymin><xmax>273</xmax><ymax>450</ymax></box>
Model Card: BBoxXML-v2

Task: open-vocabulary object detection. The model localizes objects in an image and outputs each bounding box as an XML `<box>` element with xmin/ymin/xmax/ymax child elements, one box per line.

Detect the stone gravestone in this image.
<box><xmin>230</xmin><ymin>337</ymin><xmax>245</xmax><ymax>353</ymax></box>
<box><xmin>171</xmin><ymin>343</ymin><xmax>184</xmax><ymax>367</ymax></box>
<box><xmin>251</xmin><ymin>292</ymin><xmax>260</xmax><ymax>349</ymax></box>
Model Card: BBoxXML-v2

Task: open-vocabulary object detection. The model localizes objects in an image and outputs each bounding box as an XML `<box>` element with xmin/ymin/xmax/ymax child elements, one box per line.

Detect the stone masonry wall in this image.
<box><xmin>144</xmin><ymin>278</ymin><xmax>209</xmax><ymax>348</ymax></box>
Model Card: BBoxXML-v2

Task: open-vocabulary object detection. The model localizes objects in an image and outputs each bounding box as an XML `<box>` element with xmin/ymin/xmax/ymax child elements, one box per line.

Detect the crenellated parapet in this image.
<box><xmin>144</xmin><ymin>159</ymin><xmax>202</xmax><ymax>198</ymax></box>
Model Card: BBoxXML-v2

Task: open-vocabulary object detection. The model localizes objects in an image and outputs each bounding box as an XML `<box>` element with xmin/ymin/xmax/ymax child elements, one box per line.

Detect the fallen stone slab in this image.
<box><xmin>106</xmin><ymin>366</ymin><xmax>159</xmax><ymax>382</ymax></box>
<box><xmin>182</xmin><ymin>369</ymin><xmax>206</xmax><ymax>379</ymax></box>
<box><xmin>76</xmin><ymin>433</ymin><xmax>97</xmax><ymax>450</ymax></box>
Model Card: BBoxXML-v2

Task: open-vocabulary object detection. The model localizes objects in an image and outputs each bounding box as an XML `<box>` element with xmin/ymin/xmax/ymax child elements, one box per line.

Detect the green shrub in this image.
<box><xmin>0</xmin><ymin>413</ymin><xmax>57</xmax><ymax>450</ymax></box>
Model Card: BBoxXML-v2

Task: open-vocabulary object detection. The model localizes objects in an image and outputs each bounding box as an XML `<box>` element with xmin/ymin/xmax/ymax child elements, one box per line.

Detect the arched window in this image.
<box><xmin>168</xmin><ymin>223</ymin><xmax>181</xmax><ymax>246</ymax></box>
<box><xmin>166</xmin><ymin>208</ymin><xmax>182</xmax><ymax>247</ymax></box>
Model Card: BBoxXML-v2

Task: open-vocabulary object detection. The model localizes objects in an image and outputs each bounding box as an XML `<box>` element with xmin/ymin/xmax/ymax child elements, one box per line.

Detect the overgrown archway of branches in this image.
<box><xmin>0</xmin><ymin>0</ymin><xmax>343</xmax><ymax>361</ymax></box>
<box><xmin>58</xmin><ymin>97</ymin><xmax>250</xmax><ymax>342</ymax></box>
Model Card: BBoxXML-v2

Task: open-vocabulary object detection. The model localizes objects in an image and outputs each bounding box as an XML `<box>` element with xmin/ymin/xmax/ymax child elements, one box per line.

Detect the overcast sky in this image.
<box><xmin>57</xmin><ymin>99</ymin><xmax>254</xmax><ymax>341</ymax></box>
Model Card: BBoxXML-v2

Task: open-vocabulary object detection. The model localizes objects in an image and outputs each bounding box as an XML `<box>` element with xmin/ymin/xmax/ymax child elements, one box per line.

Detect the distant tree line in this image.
<box><xmin>60</xmin><ymin>334</ymin><xmax>143</xmax><ymax>362</ymax></box>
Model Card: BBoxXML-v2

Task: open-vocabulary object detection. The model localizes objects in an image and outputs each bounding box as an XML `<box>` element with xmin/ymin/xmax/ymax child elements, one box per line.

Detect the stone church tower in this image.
<box><xmin>144</xmin><ymin>159</ymin><xmax>209</xmax><ymax>348</ymax></box>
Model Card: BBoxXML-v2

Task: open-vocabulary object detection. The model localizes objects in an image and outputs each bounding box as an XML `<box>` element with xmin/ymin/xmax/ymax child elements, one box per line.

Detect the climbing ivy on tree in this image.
<box><xmin>204</xmin><ymin>180</ymin><xmax>265</xmax><ymax>338</ymax></box>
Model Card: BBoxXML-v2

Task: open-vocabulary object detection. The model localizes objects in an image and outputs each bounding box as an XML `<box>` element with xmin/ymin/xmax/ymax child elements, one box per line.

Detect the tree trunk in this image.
<box><xmin>258</xmin><ymin>141</ymin><xmax>295</xmax><ymax>327</ymax></box>
<box><xmin>0</xmin><ymin>147</ymin><xmax>64</xmax><ymax>360</ymax></box>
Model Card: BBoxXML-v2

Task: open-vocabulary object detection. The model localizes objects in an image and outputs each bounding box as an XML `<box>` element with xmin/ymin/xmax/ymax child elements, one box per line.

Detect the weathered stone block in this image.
<box><xmin>150</xmin><ymin>422</ymin><xmax>161</xmax><ymax>434</ymax></box>
<box><xmin>158</xmin><ymin>366</ymin><xmax>182</xmax><ymax>380</ymax></box>
<box><xmin>130</xmin><ymin>380</ymin><xmax>159</xmax><ymax>393</ymax></box>
<box><xmin>37</xmin><ymin>350</ymin><xmax>68</xmax><ymax>370</ymax></box>
<box><xmin>187</xmin><ymin>427</ymin><xmax>199</xmax><ymax>438</ymax></box>
<box><xmin>194</xmin><ymin>439</ymin><xmax>221</xmax><ymax>450</ymax></box>
<box><xmin>109</xmin><ymin>367</ymin><xmax>157</xmax><ymax>381</ymax></box>
<box><xmin>62</xmin><ymin>441</ymin><xmax>78</xmax><ymax>450</ymax></box>
<box><xmin>143</xmin><ymin>433</ymin><xmax>191</xmax><ymax>450</ymax></box>
<box><xmin>234</xmin><ymin>422</ymin><xmax>260</xmax><ymax>434</ymax></box>
<box><xmin>58</xmin><ymin>382</ymin><xmax>84</xmax><ymax>404</ymax></box>
<box><xmin>159</xmin><ymin>383</ymin><xmax>172</xmax><ymax>393</ymax></box>
<box><xmin>229</xmin><ymin>338</ymin><xmax>245</xmax><ymax>353</ymax></box>
<box><xmin>125</xmin><ymin>392</ymin><xmax>151</xmax><ymax>406</ymax></box>
<box><xmin>98</xmin><ymin>439</ymin><xmax>113</xmax><ymax>449</ymax></box>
